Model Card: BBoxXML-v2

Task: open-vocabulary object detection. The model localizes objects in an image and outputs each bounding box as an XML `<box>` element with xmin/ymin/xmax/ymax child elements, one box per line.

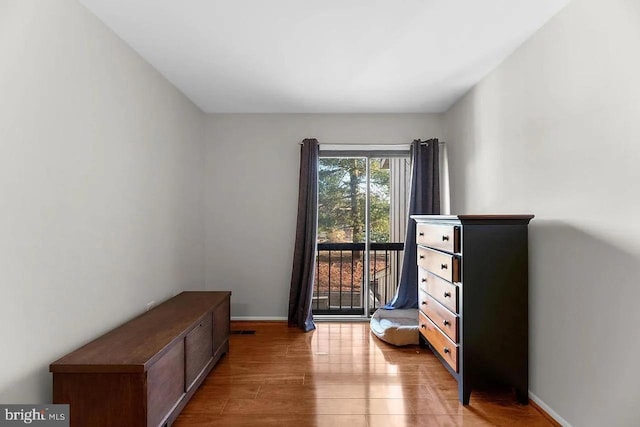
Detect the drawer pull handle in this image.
<box><xmin>421</xmin><ymin>301</ymin><xmax>427</xmax><ymax>305</ymax></box>
<box><xmin>421</xmin><ymin>324</ymin><xmax>426</xmax><ymax>329</ymax></box>
<box><xmin>443</xmin><ymin>347</ymin><xmax>451</xmax><ymax>354</ymax></box>
<box><xmin>441</xmin><ymin>264</ymin><xmax>448</xmax><ymax>270</ymax></box>
<box><xmin>443</xmin><ymin>320</ymin><xmax>450</xmax><ymax>326</ymax></box>
<box><xmin>442</xmin><ymin>235</ymin><xmax>449</xmax><ymax>241</ymax></box>
<box><xmin>444</xmin><ymin>291</ymin><xmax>451</xmax><ymax>298</ymax></box>
<box><xmin>419</xmin><ymin>255</ymin><xmax>425</xmax><ymax>259</ymax></box>
<box><xmin>421</xmin><ymin>278</ymin><xmax>427</xmax><ymax>283</ymax></box>
<box><xmin>419</xmin><ymin>232</ymin><xmax>424</xmax><ymax>236</ymax></box>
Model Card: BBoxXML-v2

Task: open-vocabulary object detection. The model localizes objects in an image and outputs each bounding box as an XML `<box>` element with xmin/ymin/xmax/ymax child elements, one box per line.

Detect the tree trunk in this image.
<box><xmin>349</xmin><ymin>159</ymin><xmax>362</xmax><ymax>260</ymax></box>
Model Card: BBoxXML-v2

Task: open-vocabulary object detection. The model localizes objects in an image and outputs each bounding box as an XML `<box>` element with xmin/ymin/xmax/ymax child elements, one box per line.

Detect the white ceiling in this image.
<box><xmin>79</xmin><ymin>0</ymin><xmax>569</xmax><ymax>113</ymax></box>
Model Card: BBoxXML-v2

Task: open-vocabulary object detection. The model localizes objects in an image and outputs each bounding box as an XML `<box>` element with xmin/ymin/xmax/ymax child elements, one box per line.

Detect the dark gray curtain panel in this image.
<box><xmin>386</xmin><ymin>138</ymin><xmax>440</xmax><ymax>309</ymax></box>
<box><xmin>288</xmin><ymin>138</ymin><xmax>319</xmax><ymax>331</ymax></box>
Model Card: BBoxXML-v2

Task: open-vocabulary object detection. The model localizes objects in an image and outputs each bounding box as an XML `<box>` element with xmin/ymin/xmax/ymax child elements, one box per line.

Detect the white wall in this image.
<box><xmin>204</xmin><ymin>114</ymin><xmax>443</xmax><ymax>318</ymax></box>
<box><xmin>443</xmin><ymin>0</ymin><xmax>640</xmax><ymax>425</ymax></box>
<box><xmin>0</xmin><ymin>0</ymin><xmax>205</xmax><ymax>403</ymax></box>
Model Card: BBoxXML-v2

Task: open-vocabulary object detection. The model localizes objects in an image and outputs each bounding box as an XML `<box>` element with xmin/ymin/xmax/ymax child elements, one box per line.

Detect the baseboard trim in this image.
<box><xmin>529</xmin><ymin>392</ymin><xmax>571</xmax><ymax>427</ymax></box>
<box><xmin>231</xmin><ymin>316</ymin><xmax>287</xmax><ymax>321</ymax></box>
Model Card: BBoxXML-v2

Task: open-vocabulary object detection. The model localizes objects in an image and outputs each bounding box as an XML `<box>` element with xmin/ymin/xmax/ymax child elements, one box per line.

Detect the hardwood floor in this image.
<box><xmin>174</xmin><ymin>322</ymin><xmax>552</xmax><ymax>427</ymax></box>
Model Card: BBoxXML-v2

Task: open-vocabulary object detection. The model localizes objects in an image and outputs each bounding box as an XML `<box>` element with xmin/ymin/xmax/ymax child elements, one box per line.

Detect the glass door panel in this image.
<box><xmin>314</xmin><ymin>158</ymin><xmax>366</xmax><ymax>315</ymax></box>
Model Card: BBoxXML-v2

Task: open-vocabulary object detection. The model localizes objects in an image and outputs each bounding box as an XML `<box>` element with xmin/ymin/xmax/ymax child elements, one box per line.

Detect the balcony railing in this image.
<box><xmin>313</xmin><ymin>242</ymin><xmax>404</xmax><ymax>316</ymax></box>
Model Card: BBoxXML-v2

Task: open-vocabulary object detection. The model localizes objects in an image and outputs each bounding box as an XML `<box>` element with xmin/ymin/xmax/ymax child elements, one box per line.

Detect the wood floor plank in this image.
<box><xmin>174</xmin><ymin>414</ymin><xmax>367</xmax><ymax>427</ymax></box>
<box><xmin>221</xmin><ymin>397</ymin><xmax>448</xmax><ymax>415</ymax></box>
<box><xmin>256</xmin><ymin>384</ymin><xmax>434</xmax><ymax>400</ymax></box>
<box><xmin>174</xmin><ymin>322</ymin><xmax>554</xmax><ymax>426</ymax></box>
<box><xmin>194</xmin><ymin>383</ymin><xmax>260</xmax><ymax>399</ymax></box>
<box><xmin>368</xmin><ymin>414</ymin><xmax>466</xmax><ymax>427</ymax></box>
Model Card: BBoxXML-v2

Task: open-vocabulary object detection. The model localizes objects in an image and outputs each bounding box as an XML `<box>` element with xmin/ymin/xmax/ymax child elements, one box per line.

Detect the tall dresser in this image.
<box><xmin>412</xmin><ymin>215</ymin><xmax>534</xmax><ymax>405</ymax></box>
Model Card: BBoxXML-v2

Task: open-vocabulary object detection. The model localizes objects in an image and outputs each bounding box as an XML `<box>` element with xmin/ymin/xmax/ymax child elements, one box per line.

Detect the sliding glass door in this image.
<box><xmin>313</xmin><ymin>153</ymin><xmax>410</xmax><ymax>318</ymax></box>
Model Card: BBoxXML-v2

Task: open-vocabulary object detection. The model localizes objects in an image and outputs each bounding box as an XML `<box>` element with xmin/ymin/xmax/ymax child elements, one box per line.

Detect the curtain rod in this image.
<box><xmin>298</xmin><ymin>141</ymin><xmax>446</xmax><ymax>145</ymax></box>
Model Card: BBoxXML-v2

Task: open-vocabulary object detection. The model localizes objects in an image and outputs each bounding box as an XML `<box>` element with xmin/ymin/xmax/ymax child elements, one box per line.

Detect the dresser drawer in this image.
<box><xmin>185</xmin><ymin>314</ymin><xmax>213</xmax><ymax>390</ymax></box>
<box><xmin>419</xmin><ymin>290</ymin><xmax>458</xmax><ymax>342</ymax></box>
<box><xmin>419</xmin><ymin>311</ymin><xmax>458</xmax><ymax>373</ymax></box>
<box><xmin>417</xmin><ymin>246</ymin><xmax>460</xmax><ymax>282</ymax></box>
<box><xmin>416</xmin><ymin>223</ymin><xmax>460</xmax><ymax>253</ymax></box>
<box><xmin>419</xmin><ymin>268</ymin><xmax>459</xmax><ymax>313</ymax></box>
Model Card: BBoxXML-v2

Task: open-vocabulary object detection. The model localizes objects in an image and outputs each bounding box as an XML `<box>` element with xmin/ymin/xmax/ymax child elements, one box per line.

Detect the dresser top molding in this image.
<box><xmin>411</xmin><ymin>214</ymin><xmax>534</xmax><ymax>225</ymax></box>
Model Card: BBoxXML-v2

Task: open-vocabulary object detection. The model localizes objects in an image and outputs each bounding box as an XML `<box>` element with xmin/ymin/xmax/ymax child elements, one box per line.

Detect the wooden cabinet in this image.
<box><xmin>412</xmin><ymin>215</ymin><xmax>533</xmax><ymax>405</ymax></box>
<box><xmin>50</xmin><ymin>291</ymin><xmax>231</xmax><ymax>427</ymax></box>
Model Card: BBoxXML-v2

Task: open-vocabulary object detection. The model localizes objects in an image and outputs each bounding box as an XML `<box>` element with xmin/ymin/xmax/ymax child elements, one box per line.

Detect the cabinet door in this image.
<box><xmin>212</xmin><ymin>298</ymin><xmax>230</xmax><ymax>357</ymax></box>
<box><xmin>185</xmin><ymin>314</ymin><xmax>213</xmax><ymax>390</ymax></box>
<box><xmin>147</xmin><ymin>343</ymin><xmax>185</xmax><ymax>427</ymax></box>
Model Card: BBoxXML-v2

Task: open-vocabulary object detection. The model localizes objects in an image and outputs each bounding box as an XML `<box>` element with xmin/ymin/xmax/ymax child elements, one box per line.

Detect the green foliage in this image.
<box><xmin>318</xmin><ymin>158</ymin><xmax>390</xmax><ymax>243</ymax></box>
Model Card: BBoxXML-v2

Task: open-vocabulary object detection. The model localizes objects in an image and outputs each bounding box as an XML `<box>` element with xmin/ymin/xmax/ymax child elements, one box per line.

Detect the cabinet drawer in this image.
<box><xmin>417</xmin><ymin>246</ymin><xmax>460</xmax><ymax>282</ymax></box>
<box><xmin>147</xmin><ymin>343</ymin><xmax>185</xmax><ymax>427</ymax></box>
<box><xmin>419</xmin><ymin>290</ymin><xmax>458</xmax><ymax>342</ymax></box>
<box><xmin>419</xmin><ymin>311</ymin><xmax>458</xmax><ymax>373</ymax></box>
<box><xmin>419</xmin><ymin>268</ymin><xmax>458</xmax><ymax>313</ymax></box>
<box><xmin>185</xmin><ymin>314</ymin><xmax>213</xmax><ymax>390</ymax></box>
<box><xmin>416</xmin><ymin>223</ymin><xmax>460</xmax><ymax>253</ymax></box>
